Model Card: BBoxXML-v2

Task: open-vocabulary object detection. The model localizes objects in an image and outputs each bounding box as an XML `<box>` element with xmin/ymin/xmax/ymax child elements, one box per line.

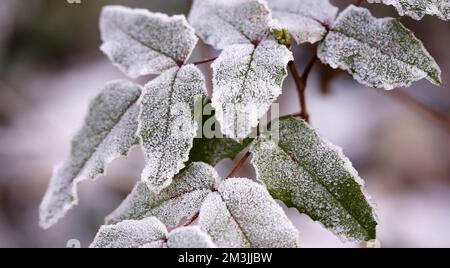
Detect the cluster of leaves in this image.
<box><xmin>40</xmin><ymin>0</ymin><xmax>447</xmax><ymax>248</ymax></box>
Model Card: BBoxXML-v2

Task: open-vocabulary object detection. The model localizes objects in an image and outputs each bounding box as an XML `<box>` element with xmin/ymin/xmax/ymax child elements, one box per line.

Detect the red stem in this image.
<box><xmin>192</xmin><ymin>57</ymin><xmax>217</xmax><ymax>66</ymax></box>
<box><xmin>226</xmin><ymin>151</ymin><xmax>251</xmax><ymax>179</ymax></box>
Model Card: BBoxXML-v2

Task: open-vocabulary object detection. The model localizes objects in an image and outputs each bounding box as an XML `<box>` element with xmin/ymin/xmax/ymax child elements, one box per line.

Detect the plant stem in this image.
<box><xmin>288</xmin><ymin>55</ymin><xmax>317</xmax><ymax>123</ymax></box>
<box><xmin>192</xmin><ymin>57</ymin><xmax>217</xmax><ymax>66</ymax></box>
<box><xmin>387</xmin><ymin>90</ymin><xmax>450</xmax><ymax>134</ymax></box>
<box><xmin>226</xmin><ymin>151</ymin><xmax>252</xmax><ymax>178</ymax></box>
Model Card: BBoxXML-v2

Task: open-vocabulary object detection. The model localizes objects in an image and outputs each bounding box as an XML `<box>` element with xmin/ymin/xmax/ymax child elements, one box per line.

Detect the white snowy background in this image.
<box><xmin>0</xmin><ymin>0</ymin><xmax>449</xmax><ymax>247</ymax></box>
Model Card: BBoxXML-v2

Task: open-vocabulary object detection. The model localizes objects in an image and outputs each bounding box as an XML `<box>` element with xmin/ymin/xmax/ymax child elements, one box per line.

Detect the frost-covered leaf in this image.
<box><xmin>188</xmin><ymin>0</ymin><xmax>271</xmax><ymax>49</ymax></box>
<box><xmin>138</xmin><ymin>65</ymin><xmax>207</xmax><ymax>193</ymax></box>
<box><xmin>39</xmin><ymin>81</ymin><xmax>141</xmax><ymax>229</ymax></box>
<box><xmin>199</xmin><ymin>178</ymin><xmax>299</xmax><ymax>248</ymax></box>
<box><xmin>370</xmin><ymin>0</ymin><xmax>450</xmax><ymax>20</ymax></box>
<box><xmin>105</xmin><ymin>162</ymin><xmax>218</xmax><ymax>227</ymax></box>
<box><xmin>267</xmin><ymin>0</ymin><xmax>338</xmax><ymax>44</ymax></box>
<box><xmin>100</xmin><ymin>5</ymin><xmax>198</xmax><ymax>78</ymax></box>
<box><xmin>212</xmin><ymin>40</ymin><xmax>292</xmax><ymax>139</ymax></box>
<box><xmin>188</xmin><ymin>109</ymin><xmax>252</xmax><ymax>166</ymax></box>
<box><xmin>167</xmin><ymin>226</ymin><xmax>216</xmax><ymax>248</ymax></box>
<box><xmin>91</xmin><ymin>217</ymin><xmax>215</xmax><ymax>248</ymax></box>
<box><xmin>90</xmin><ymin>217</ymin><xmax>168</xmax><ymax>248</ymax></box>
<box><xmin>318</xmin><ymin>5</ymin><xmax>442</xmax><ymax>90</ymax></box>
<box><xmin>251</xmin><ymin>116</ymin><xmax>377</xmax><ymax>242</ymax></box>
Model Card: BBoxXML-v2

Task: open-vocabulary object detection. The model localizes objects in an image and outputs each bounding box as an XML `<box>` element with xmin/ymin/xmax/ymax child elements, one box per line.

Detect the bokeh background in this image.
<box><xmin>0</xmin><ymin>0</ymin><xmax>449</xmax><ymax>248</ymax></box>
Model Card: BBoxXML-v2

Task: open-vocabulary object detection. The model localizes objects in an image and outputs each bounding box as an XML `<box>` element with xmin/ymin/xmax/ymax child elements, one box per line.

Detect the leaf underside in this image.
<box><xmin>318</xmin><ymin>5</ymin><xmax>442</xmax><ymax>90</ymax></box>
<box><xmin>267</xmin><ymin>0</ymin><xmax>338</xmax><ymax>44</ymax></box>
<box><xmin>138</xmin><ymin>64</ymin><xmax>207</xmax><ymax>193</ymax></box>
<box><xmin>39</xmin><ymin>80</ymin><xmax>141</xmax><ymax>229</ymax></box>
<box><xmin>105</xmin><ymin>162</ymin><xmax>218</xmax><ymax>228</ymax></box>
<box><xmin>100</xmin><ymin>5</ymin><xmax>198</xmax><ymax>78</ymax></box>
<box><xmin>212</xmin><ymin>39</ymin><xmax>293</xmax><ymax>139</ymax></box>
<box><xmin>188</xmin><ymin>0</ymin><xmax>272</xmax><ymax>50</ymax></box>
<box><xmin>199</xmin><ymin>178</ymin><xmax>300</xmax><ymax>248</ymax></box>
<box><xmin>251</xmin><ymin>116</ymin><xmax>377</xmax><ymax>242</ymax></box>
<box><xmin>376</xmin><ymin>0</ymin><xmax>450</xmax><ymax>20</ymax></box>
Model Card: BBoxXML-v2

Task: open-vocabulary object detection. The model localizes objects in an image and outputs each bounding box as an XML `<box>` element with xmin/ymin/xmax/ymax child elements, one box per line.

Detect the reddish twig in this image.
<box><xmin>192</xmin><ymin>57</ymin><xmax>217</xmax><ymax>66</ymax></box>
<box><xmin>288</xmin><ymin>55</ymin><xmax>317</xmax><ymax>123</ymax></box>
<box><xmin>226</xmin><ymin>151</ymin><xmax>252</xmax><ymax>179</ymax></box>
<box><xmin>354</xmin><ymin>0</ymin><xmax>364</xmax><ymax>6</ymax></box>
<box><xmin>387</xmin><ymin>90</ymin><xmax>450</xmax><ymax>134</ymax></box>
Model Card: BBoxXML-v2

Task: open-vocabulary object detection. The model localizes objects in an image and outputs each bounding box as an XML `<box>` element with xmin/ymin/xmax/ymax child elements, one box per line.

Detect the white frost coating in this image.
<box><xmin>211</xmin><ymin>40</ymin><xmax>293</xmax><ymax>139</ymax></box>
<box><xmin>90</xmin><ymin>217</ymin><xmax>168</xmax><ymax>248</ymax></box>
<box><xmin>100</xmin><ymin>5</ymin><xmax>198</xmax><ymax>78</ymax></box>
<box><xmin>369</xmin><ymin>0</ymin><xmax>450</xmax><ymax>20</ymax></box>
<box><xmin>105</xmin><ymin>162</ymin><xmax>218</xmax><ymax>227</ymax></box>
<box><xmin>251</xmin><ymin>116</ymin><xmax>378</xmax><ymax>242</ymax></box>
<box><xmin>167</xmin><ymin>226</ymin><xmax>216</xmax><ymax>248</ymax></box>
<box><xmin>199</xmin><ymin>178</ymin><xmax>300</xmax><ymax>248</ymax></box>
<box><xmin>266</xmin><ymin>0</ymin><xmax>338</xmax><ymax>44</ymax></box>
<box><xmin>188</xmin><ymin>0</ymin><xmax>271</xmax><ymax>49</ymax></box>
<box><xmin>318</xmin><ymin>5</ymin><xmax>442</xmax><ymax>90</ymax></box>
<box><xmin>138</xmin><ymin>65</ymin><xmax>207</xmax><ymax>193</ymax></box>
<box><xmin>39</xmin><ymin>80</ymin><xmax>141</xmax><ymax>229</ymax></box>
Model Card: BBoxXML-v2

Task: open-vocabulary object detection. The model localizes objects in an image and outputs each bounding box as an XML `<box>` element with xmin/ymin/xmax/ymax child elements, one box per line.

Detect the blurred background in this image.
<box><xmin>0</xmin><ymin>0</ymin><xmax>449</xmax><ymax>248</ymax></box>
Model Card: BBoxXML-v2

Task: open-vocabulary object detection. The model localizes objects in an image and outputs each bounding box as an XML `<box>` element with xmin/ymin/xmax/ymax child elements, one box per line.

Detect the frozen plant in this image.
<box><xmin>40</xmin><ymin>0</ymin><xmax>448</xmax><ymax>248</ymax></box>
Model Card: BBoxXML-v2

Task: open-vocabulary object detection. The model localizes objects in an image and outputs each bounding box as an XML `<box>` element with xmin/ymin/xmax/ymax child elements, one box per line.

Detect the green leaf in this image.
<box><xmin>39</xmin><ymin>80</ymin><xmax>141</xmax><ymax>229</ymax></box>
<box><xmin>105</xmin><ymin>162</ymin><xmax>218</xmax><ymax>228</ymax></box>
<box><xmin>188</xmin><ymin>0</ymin><xmax>272</xmax><ymax>49</ymax></box>
<box><xmin>251</xmin><ymin>116</ymin><xmax>377</xmax><ymax>242</ymax></box>
<box><xmin>100</xmin><ymin>5</ymin><xmax>198</xmax><ymax>78</ymax></box>
<box><xmin>212</xmin><ymin>39</ymin><xmax>293</xmax><ymax>139</ymax></box>
<box><xmin>372</xmin><ymin>0</ymin><xmax>450</xmax><ymax>21</ymax></box>
<box><xmin>138</xmin><ymin>65</ymin><xmax>207</xmax><ymax>193</ymax></box>
<box><xmin>199</xmin><ymin>178</ymin><xmax>299</xmax><ymax>248</ymax></box>
<box><xmin>267</xmin><ymin>0</ymin><xmax>338</xmax><ymax>44</ymax></box>
<box><xmin>188</xmin><ymin>107</ymin><xmax>252</xmax><ymax>166</ymax></box>
<box><xmin>90</xmin><ymin>217</ymin><xmax>216</xmax><ymax>248</ymax></box>
<box><xmin>318</xmin><ymin>5</ymin><xmax>442</xmax><ymax>90</ymax></box>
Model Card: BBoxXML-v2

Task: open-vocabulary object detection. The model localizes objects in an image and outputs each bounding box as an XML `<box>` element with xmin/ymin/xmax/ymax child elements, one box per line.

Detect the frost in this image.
<box><xmin>211</xmin><ymin>40</ymin><xmax>293</xmax><ymax>139</ymax></box>
<box><xmin>318</xmin><ymin>5</ymin><xmax>442</xmax><ymax>90</ymax></box>
<box><xmin>90</xmin><ymin>217</ymin><xmax>168</xmax><ymax>248</ymax></box>
<box><xmin>188</xmin><ymin>0</ymin><xmax>271</xmax><ymax>49</ymax></box>
<box><xmin>91</xmin><ymin>217</ymin><xmax>216</xmax><ymax>248</ymax></box>
<box><xmin>105</xmin><ymin>162</ymin><xmax>218</xmax><ymax>227</ymax></box>
<box><xmin>370</xmin><ymin>0</ymin><xmax>450</xmax><ymax>20</ymax></box>
<box><xmin>199</xmin><ymin>178</ymin><xmax>299</xmax><ymax>248</ymax></box>
<box><xmin>251</xmin><ymin>116</ymin><xmax>378</xmax><ymax>242</ymax></box>
<box><xmin>39</xmin><ymin>80</ymin><xmax>141</xmax><ymax>229</ymax></box>
<box><xmin>267</xmin><ymin>0</ymin><xmax>338</xmax><ymax>44</ymax></box>
<box><xmin>138</xmin><ymin>65</ymin><xmax>207</xmax><ymax>193</ymax></box>
<box><xmin>100</xmin><ymin>5</ymin><xmax>198</xmax><ymax>78</ymax></box>
<box><xmin>167</xmin><ymin>226</ymin><xmax>216</xmax><ymax>248</ymax></box>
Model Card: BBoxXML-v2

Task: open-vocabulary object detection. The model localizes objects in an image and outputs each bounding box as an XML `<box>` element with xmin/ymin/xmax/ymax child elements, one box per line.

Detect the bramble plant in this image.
<box><xmin>40</xmin><ymin>0</ymin><xmax>448</xmax><ymax>248</ymax></box>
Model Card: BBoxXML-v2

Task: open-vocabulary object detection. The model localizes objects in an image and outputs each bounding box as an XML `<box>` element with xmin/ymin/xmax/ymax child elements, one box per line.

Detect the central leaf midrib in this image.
<box><xmin>274</xmin><ymin>140</ymin><xmax>370</xmax><ymax>238</ymax></box>
<box><xmin>154</xmin><ymin>69</ymin><xmax>180</xmax><ymax>181</ymax></box>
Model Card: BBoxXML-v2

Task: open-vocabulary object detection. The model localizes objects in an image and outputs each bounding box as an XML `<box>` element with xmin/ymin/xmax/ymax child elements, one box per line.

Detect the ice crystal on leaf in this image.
<box><xmin>100</xmin><ymin>6</ymin><xmax>198</xmax><ymax>78</ymax></box>
<box><xmin>251</xmin><ymin>116</ymin><xmax>378</xmax><ymax>242</ymax></box>
<box><xmin>188</xmin><ymin>0</ymin><xmax>271</xmax><ymax>50</ymax></box>
<box><xmin>90</xmin><ymin>217</ymin><xmax>216</xmax><ymax>248</ymax></box>
<box><xmin>39</xmin><ymin>81</ymin><xmax>141</xmax><ymax>229</ymax></box>
<box><xmin>138</xmin><ymin>65</ymin><xmax>207</xmax><ymax>193</ymax></box>
<box><xmin>266</xmin><ymin>0</ymin><xmax>338</xmax><ymax>44</ymax></box>
<box><xmin>105</xmin><ymin>162</ymin><xmax>218</xmax><ymax>227</ymax></box>
<box><xmin>318</xmin><ymin>5</ymin><xmax>442</xmax><ymax>90</ymax></box>
<box><xmin>211</xmin><ymin>40</ymin><xmax>293</xmax><ymax>139</ymax></box>
<box><xmin>371</xmin><ymin>0</ymin><xmax>450</xmax><ymax>20</ymax></box>
<box><xmin>199</xmin><ymin>178</ymin><xmax>299</xmax><ymax>248</ymax></box>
